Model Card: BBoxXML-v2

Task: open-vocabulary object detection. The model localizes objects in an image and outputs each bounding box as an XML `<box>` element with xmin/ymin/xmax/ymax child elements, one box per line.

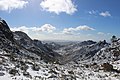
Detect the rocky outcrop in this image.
<box><xmin>0</xmin><ymin>20</ymin><xmax>14</xmax><ymax>41</ymax></box>
<box><xmin>0</xmin><ymin>19</ymin><xmax>61</xmax><ymax>63</ymax></box>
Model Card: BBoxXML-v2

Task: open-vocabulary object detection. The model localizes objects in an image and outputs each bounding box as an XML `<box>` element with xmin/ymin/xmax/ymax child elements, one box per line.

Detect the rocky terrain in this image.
<box><xmin>0</xmin><ymin>19</ymin><xmax>120</xmax><ymax>80</ymax></box>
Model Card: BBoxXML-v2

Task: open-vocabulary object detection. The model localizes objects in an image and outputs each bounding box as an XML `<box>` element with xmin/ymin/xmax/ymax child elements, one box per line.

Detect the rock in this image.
<box><xmin>48</xmin><ymin>69</ymin><xmax>58</xmax><ymax>74</ymax></box>
<box><xmin>0</xmin><ymin>58</ymin><xmax>3</xmax><ymax>64</ymax></box>
<box><xmin>20</xmin><ymin>65</ymin><xmax>29</xmax><ymax>71</ymax></box>
<box><xmin>9</xmin><ymin>69</ymin><xmax>19</xmax><ymax>76</ymax></box>
<box><xmin>48</xmin><ymin>74</ymin><xmax>57</xmax><ymax>78</ymax></box>
<box><xmin>32</xmin><ymin>64</ymin><xmax>40</xmax><ymax>71</ymax></box>
<box><xmin>0</xmin><ymin>72</ymin><xmax>5</xmax><ymax>76</ymax></box>
<box><xmin>0</xmin><ymin>20</ymin><xmax>14</xmax><ymax>41</ymax></box>
<box><xmin>85</xmin><ymin>64</ymin><xmax>89</xmax><ymax>68</ymax></box>
<box><xmin>23</xmin><ymin>71</ymin><xmax>32</xmax><ymax>78</ymax></box>
<box><xmin>113</xmin><ymin>50</ymin><xmax>120</xmax><ymax>57</ymax></box>
<box><xmin>68</xmin><ymin>70</ymin><xmax>74</xmax><ymax>74</ymax></box>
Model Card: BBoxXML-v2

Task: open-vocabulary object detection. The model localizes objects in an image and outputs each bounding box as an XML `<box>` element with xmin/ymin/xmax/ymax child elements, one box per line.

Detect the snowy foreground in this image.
<box><xmin>0</xmin><ymin>50</ymin><xmax>120</xmax><ymax>80</ymax></box>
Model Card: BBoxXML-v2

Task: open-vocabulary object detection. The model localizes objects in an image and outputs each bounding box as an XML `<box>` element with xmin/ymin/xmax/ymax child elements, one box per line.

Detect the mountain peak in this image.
<box><xmin>0</xmin><ymin>19</ymin><xmax>13</xmax><ymax>41</ymax></box>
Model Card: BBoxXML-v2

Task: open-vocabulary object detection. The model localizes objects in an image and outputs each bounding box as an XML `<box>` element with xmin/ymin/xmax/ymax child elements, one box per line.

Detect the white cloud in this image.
<box><xmin>36</xmin><ymin>24</ymin><xmax>56</xmax><ymax>33</ymax></box>
<box><xmin>0</xmin><ymin>0</ymin><xmax>28</xmax><ymax>12</ymax></box>
<box><xmin>88</xmin><ymin>10</ymin><xmax>97</xmax><ymax>15</ymax></box>
<box><xmin>63</xmin><ymin>25</ymin><xmax>95</xmax><ymax>34</ymax></box>
<box><xmin>76</xmin><ymin>25</ymin><xmax>95</xmax><ymax>31</ymax></box>
<box><xmin>11</xmin><ymin>24</ymin><xmax>56</xmax><ymax>34</ymax></box>
<box><xmin>40</xmin><ymin>0</ymin><xmax>77</xmax><ymax>15</ymax></box>
<box><xmin>11</xmin><ymin>26</ymin><xmax>29</xmax><ymax>33</ymax></box>
<box><xmin>97</xmin><ymin>32</ymin><xmax>105</xmax><ymax>35</ymax></box>
<box><xmin>99</xmin><ymin>11</ymin><xmax>111</xmax><ymax>17</ymax></box>
<box><xmin>63</xmin><ymin>28</ymin><xmax>74</xmax><ymax>35</ymax></box>
<box><xmin>88</xmin><ymin>10</ymin><xmax>111</xmax><ymax>17</ymax></box>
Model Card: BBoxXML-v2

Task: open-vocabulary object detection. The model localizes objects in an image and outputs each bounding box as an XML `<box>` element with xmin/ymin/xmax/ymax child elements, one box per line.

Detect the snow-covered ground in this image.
<box><xmin>1</xmin><ymin>51</ymin><xmax>120</xmax><ymax>80</ymax></box>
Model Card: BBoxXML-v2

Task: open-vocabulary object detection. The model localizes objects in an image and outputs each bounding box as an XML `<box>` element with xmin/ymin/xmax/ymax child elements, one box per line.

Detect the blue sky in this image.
<box><xmin>0</xmin><ymin>0</ymin><xmax>120</xmax><ymax>41</ymax></box>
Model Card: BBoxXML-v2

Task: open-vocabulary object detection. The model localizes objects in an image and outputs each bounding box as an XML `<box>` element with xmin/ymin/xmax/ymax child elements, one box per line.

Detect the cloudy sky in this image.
<box><xmin>0</xmin><ymin>0</ymin><xmax>120</xmax><ymax>41</ymax></box>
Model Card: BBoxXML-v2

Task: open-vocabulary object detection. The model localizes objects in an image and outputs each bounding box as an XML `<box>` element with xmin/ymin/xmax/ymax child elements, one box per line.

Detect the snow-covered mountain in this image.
<box><xmin>55</xmin><ymin>40</ymin><xmax>95</xmax><ymax>54</ymax></box>
<box><xmin>1</xmin><ymin>19</ymin><xmax>120</xmax><ymax>80</ymax></box>
<box><xmin>13</xmin><ymin>31</ymin><xmax>62</xmax><ymax>63</ymax></box>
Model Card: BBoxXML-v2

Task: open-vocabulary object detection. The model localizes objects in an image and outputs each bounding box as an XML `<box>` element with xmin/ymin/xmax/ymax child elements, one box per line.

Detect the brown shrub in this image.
<box><xmin>101</xmin><ymin>63</ymin><xmax>113</xmax><ymax>71</ymax></box>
